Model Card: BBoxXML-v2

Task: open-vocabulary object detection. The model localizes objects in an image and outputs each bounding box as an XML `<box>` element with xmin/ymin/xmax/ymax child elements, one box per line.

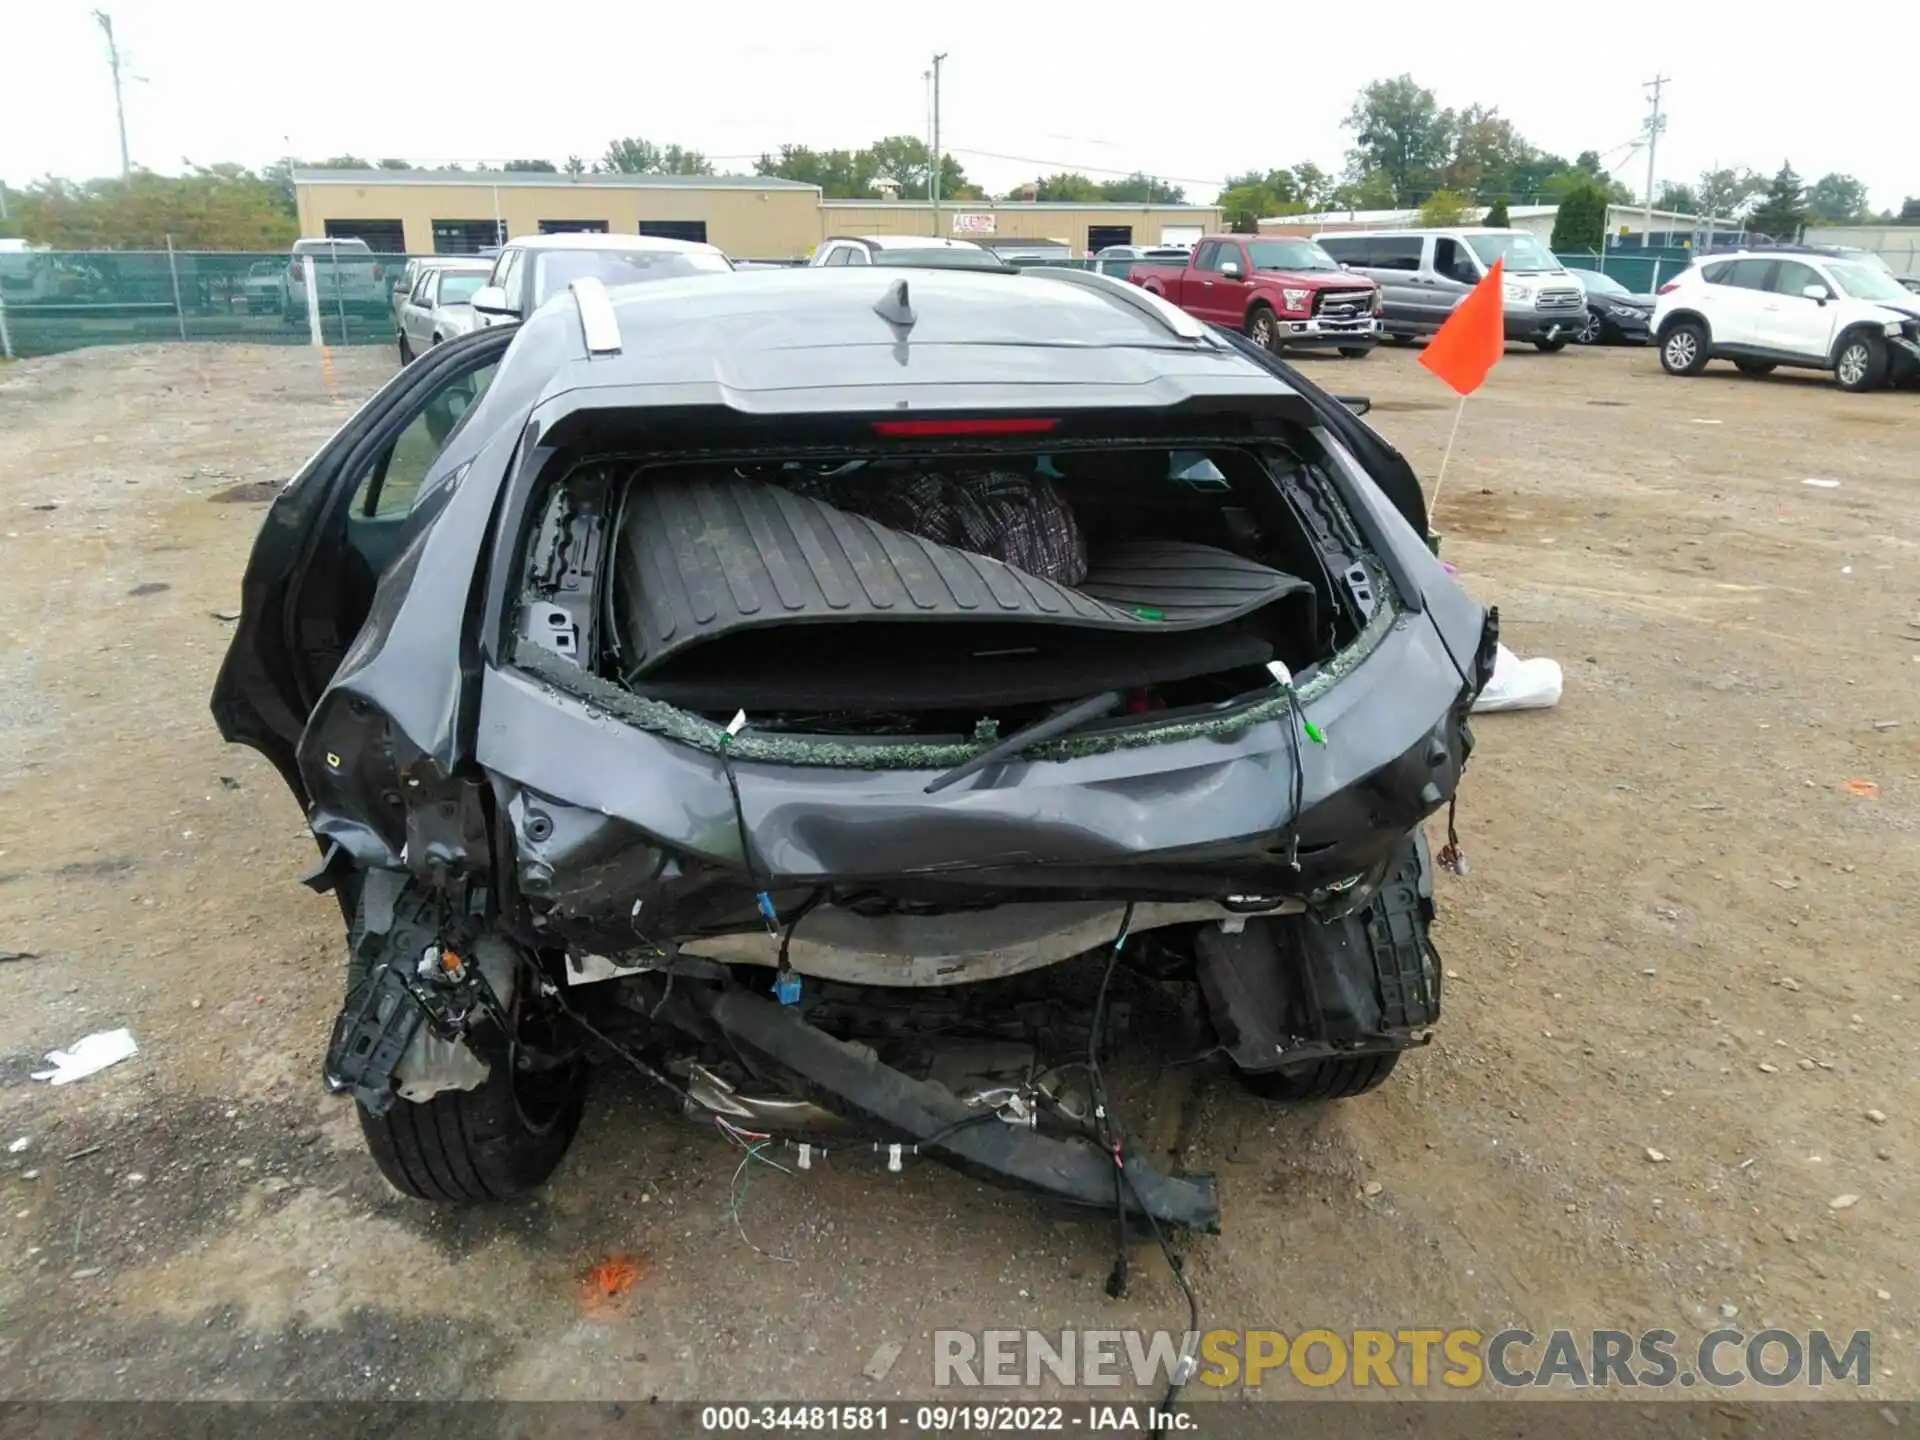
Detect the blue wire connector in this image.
<box><xmin>755</xmin><ymin>891</ymin><xmax>779</xmax><ymax>937</ymax></box>
<box><xmin>773</xmin><ymin>971</ymin><xmax>802</xmax><ymax>1006</ymax></box>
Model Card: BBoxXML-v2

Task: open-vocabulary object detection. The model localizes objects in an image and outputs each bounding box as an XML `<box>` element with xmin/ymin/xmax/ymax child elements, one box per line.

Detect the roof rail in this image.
<box><xmin>1025</xmin><ymin>265</ymin><xmax>1211</xmax><ymax>342</ymax></box>
<box><xmin>568</xmin><ymin>276</ymin><xmax>622</xmax><ymax>358</ymax></box>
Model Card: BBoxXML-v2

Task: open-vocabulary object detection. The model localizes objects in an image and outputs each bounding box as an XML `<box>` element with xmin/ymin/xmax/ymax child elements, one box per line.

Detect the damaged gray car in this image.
<box><xmin>212</xmin><ymin>266</ymin><xmax>1495</xmax><ymax>1232</ymax></box>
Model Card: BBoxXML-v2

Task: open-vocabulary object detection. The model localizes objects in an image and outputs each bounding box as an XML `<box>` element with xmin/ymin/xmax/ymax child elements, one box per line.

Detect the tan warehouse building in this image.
<box><xmin>294</xmin><ymin>169</ymin><xmax>1221</xmax><ymax>260</ymax></box>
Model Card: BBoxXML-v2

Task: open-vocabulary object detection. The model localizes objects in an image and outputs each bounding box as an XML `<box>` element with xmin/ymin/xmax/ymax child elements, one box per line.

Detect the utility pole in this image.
<box><xmin>1641</xmin><ymin>72</ymin><xmax>1669</xmax><ymax>243</ymax></box>
<box><xmin>930</xmin><ymin>52</ymin><xmax>947</xmax><ymax>240</ymax></box>
<box><xmin>94</xmin><ymin>10</ymin><xmax>132</xmax><ymax>177</ymax></box>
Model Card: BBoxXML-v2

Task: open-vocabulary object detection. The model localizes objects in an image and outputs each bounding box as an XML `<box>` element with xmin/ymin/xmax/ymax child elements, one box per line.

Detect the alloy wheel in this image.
<box><xmin>1837</xmin><ymin>343</ymin><xmax>1868</xmax><ymax>388</ymax></box>
<box><xmin>1665</xmin><ymin>332</ymin><xmax>1697</xmax><ymax>369</ymax></box>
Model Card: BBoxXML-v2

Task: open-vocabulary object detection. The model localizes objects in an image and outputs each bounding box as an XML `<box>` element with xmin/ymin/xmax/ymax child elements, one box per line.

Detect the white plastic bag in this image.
<box><xmin>32</xmin><ymin>1028</ymin><xmax>138</xmax><ymax>1085</ymax></box>
<box><xmin>1473</xmin><ymin>643</ymin><xmax>1563</xmax><ymax>713</ymax></box>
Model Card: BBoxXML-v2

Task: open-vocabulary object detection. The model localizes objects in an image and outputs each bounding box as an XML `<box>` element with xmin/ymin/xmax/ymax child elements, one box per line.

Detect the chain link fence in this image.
<box><xmin>0</xmin><ymin>248</ymin><xmax>415</xmax><ymax>357</ymax></box>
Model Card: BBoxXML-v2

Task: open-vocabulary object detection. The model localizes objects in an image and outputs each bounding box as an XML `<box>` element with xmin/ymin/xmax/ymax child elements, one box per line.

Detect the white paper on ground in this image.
<box><xmin>31</xmin><ymin>1028</ymin><xmax>138</xmax><ymax>1085</ymax></box>
<box><xmin>1473</xmin><ymin>643</ymin><xmax>1564</xmax><ymax>713</ymax></box>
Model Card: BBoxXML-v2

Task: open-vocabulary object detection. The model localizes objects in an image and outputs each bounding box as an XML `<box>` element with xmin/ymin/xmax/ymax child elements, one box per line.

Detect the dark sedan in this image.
<box><xmin>210</xmin><ymin>267</ymin><xmax>1493</xmax><ymax>1230</ymax></box>
<box><xmin>1571</xmin><ymin>268</ymin><xmax>1655</xmax><ymax>345</ymax></box>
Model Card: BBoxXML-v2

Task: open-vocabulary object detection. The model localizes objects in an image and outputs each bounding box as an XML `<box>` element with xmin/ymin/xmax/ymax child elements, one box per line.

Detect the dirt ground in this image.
<box><xmin>0</xmin><ymin>338</ymin><xmax>1914</xmax><ymax>1406</ymax></box>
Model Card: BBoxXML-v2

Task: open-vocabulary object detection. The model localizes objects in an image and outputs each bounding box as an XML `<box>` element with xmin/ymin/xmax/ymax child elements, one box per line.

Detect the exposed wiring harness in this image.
<box><xmin>1085</xmin><ymin>905</ymin><xmax>1204</xmax><ymax>1415</ymax></box>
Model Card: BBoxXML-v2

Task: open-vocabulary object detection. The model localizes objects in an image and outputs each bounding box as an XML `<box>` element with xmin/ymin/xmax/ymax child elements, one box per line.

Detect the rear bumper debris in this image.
<box><xmin>695</xmin><ymin>985</ymin><xmax>1221</xmax><ymax>1233</ymax></box>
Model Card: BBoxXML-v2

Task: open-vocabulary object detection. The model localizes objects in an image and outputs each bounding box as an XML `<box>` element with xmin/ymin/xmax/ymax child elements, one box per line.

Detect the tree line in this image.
<box><xmin>1</xmin><ymin>81</ymin><xmax>1908</xmax><ymax>251</ymax></box>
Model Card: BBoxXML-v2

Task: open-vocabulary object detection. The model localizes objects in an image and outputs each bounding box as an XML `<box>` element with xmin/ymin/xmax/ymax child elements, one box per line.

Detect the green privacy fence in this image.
<box><xmin>0</xmin><ymin>249</ymin><xmax>417</xmax><ymax>357</ymax></box>
<box><xmin>1553</xmin><ymin>247</ymin><xmax>1699</xmax><ymax>295</ymax></box>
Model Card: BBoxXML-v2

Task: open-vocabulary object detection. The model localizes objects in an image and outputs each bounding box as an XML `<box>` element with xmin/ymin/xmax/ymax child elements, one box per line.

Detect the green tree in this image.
<box><xmin>564</xmin><ymin>155</ymin><xmax>587</xmax><ymax>178</ymax></box>
<box><xmin>9</xmin><ymin>169</ymin><xmax>297</xmax><ymax>249</ymax></box>
<box><xmin>1342</xmin><ymin>75</ymin><xmax>1455</xmax><ymax>201</ymax></box>
<box><xmin>1696</xmin><ymin>167</ymin><xmax>1765</xmax><ymax>224</ymax></box>
<box><xmin>1901</xmin><ymin>197</ymin><xmax>1920</xmax><ymax>223</ymax></box>
<box><xmin>320</xmin><ymin>154</ymin><xmax>372</xmax><ymax>169</ymax></box>
<box><xmin>1550</xmin><ymin>180</ymin><xmax>1608</xmax><ymax>252</ymax></box>
<box><xmin>1418</xmin><ymin>190</ymin><xmax>1475</xmax><ymax>226</ymax></box>
<box><xmin>1096</xmin><ymin>172</ymin><xmax>1185</xmax><ymax>204</ymax></box>
<box><xmin>1439</xmin><ymin>105</ymin><xmax>1531</xmax><ymax>197</ymax></box>
<box><xmin>1805</xmin><ymin>172</ymin><xmax>1870</xmax><ymax>225</ymax></box>
<box><xmin>1289</xmin><ymin>162</ymin><xmax>1333</xmax><ymax>210</ymax></box>
<box><xmin>1218</xmin><ymin>168</ymin><xmax>1308</xmax><ymax>230</ymax></box>
<box><xmin>375</xmin><ymin>158</ymin><xmax>411</xmax><ymax>171</ymax></box>
<box><xmin>504</xmin><ymin>158</ymin><xmax>558</xmax><ymax>173</ymax></box>
<box><xmin>1482</xmin><ymin>195</ymin><xmax>1511</xmax><ymax>227</ymax></box>
<box><xmin>1026</xmin><ymin>172</ymin><xmax>1103</xmax><ymax>203</ymax></box>
<box><xmin>1328</xmin><ymin>170</ymin><xmax>1398</xmax><ymax>211</ymax></box>
<box><xmin>602</xmin><ymin>138</ymin><xmax>713</xmax><ymax>176</ymax></box>
<box><xmin>1747</xmin><ymin>163</ymin><xmax>1808</xmax><ymax>240</ymax></box>
<box><xmin>756</xmin><ymin>145</ymin><xmax>879</xmax><ymax>198</ymax></box>
<box><xmin>864</xmin><ymin>135</ymin><xmax>970</xmax><ymax>199</ymax></box>
<box><xmin>1654</xmin><ymin>182</ymin><xmax>1699</xmax><ymax>213</ymax></box>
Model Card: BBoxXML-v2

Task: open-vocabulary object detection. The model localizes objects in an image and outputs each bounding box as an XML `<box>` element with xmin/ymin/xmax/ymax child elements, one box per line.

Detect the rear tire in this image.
<box><xmin>1534</xmin><ymin>337</ymin><xmax>1569</xmax><ymax>352</ymax></box>
<box><xmin>397</xmin><ymin>334</ymin><xmax>414</xmax><ymax>365</ymax></box>
<box><xmin>1338</xmin><ymin>346</ymin><xmax>1372</xmax><ymax>360</ymax></box>
<box><xmin>1246</xmin><ymin>305</ymin><xmax>1281</xmax><ymax>353</ymax></box>
<box><xmin>1576</xmin><ymin>311</ymin><xmax>1604</xmax><ymax>345</ymax></box>
<box><xmin>1834</xmin><ymin>332</ymin><xmax>1888</xmax><ymax>393</ymax></box>
<box><xmin>1241</xmin><ymin>1050</ymin><xmax>1401</xmax><ymax>1101</ymax></box>
<box><xmin>1659</xmin><ymin>320</ymin><xmax>1710</xmax><ymax>375</ymax></box>
<box><xmin>1734</xmin><ymin>360</ymin><xmax>1776</xmax><ymax>377</ymax></box>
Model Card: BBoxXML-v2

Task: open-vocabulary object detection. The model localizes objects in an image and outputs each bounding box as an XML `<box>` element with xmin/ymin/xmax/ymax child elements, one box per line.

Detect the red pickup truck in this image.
<box><xmin>1129</xmin><ymin>235</ymin><xmax>1383</xmax><ymax>357</ymax></box>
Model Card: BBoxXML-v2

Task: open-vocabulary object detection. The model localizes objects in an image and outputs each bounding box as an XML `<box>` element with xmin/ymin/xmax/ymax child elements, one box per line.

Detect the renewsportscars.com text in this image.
<box><xmin>933</xmin><ymin>1328</ymin><xmax>1872</xmax><ymax>1390</ymax></box>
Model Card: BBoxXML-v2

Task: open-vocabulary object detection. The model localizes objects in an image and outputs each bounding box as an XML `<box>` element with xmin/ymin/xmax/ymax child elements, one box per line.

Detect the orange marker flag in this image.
<box><xmin>1419</xmin><ymin>257</ymin><xmax>1507</xmax><ymax>396</ymax></box>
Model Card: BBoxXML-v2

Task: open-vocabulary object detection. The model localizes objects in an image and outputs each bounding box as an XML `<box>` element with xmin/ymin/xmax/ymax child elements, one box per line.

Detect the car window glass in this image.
<box><xmin>1724</xmin><ymin>259</ymin><xmax>1775</xmax><ymax>291</ymax></box>
<box><xmin>823</xmin><ymin>246</ymin><xmax>848</xmax><ymax>266</ymax></box>
<box><xmin>1317</xmin><ymin>236</ymin><xmax>1359</xmax><ymax>263</ymax></box>
<box><xmin>349</xmin><ymin>359</ymin><xmax>502</xmax><ymax>520</ymax></box>
<box><xmin>494</xmin><ymin>249</ymin><xmax>524</xmax><ymax>303</ymax></box>
<box><xmin>411</xmin><ymin>271</ymin><xmax>435</xmax><ymax>304</ymax></box>
<box><xmin>1192</xmin><ymin>242</ymin><xmax>1219</xmax><ymax>270</ymax></box>
<box><xmin>1433</xmin><ymin>238</ymin><xmax>1478</xmax><ymax>285</ymax></box>
<box><xmin>1370</xmin><ymin>236</ymin><xmax>1423</xmax><ymax>272</ymax></box>
<box><xmin>1769</xmin><ymin>260</ymin><xmax>1821</xmax><ymax>297</ymax></box>
<box><xmin>844</xmin><ymin>247</ymin><xmax>870</xmax><ymax>266</ymax></box>
<box><xmin>1700</xmin><ymin>261</ymin><xmax>1731</xmax><ymax>285</ymax></box>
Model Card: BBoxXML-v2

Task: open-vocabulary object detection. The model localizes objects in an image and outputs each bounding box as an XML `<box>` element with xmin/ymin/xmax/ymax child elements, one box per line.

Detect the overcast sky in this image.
<box><xmin>4</xmin><ymin>2</ymin><xmax>1915</xmax><ymax>211</ymax></box>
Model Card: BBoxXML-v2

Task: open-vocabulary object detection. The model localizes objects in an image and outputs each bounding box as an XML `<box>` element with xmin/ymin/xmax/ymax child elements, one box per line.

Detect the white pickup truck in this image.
<box><xmin>281</xmin><ymin>237</ymin><xmax>390</xmax><ymax>323</ymax></box>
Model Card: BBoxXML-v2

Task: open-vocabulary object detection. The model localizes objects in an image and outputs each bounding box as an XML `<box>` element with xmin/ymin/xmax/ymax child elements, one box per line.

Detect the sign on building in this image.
<box><xmin>951</xmin><ymin>212</ymin><xmax>997</xmax><ymax>235</ymax></box>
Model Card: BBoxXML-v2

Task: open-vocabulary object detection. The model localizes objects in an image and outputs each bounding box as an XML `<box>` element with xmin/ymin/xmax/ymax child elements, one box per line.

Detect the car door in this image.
<box><xmin>1701</xmin><ymin>258</ymin><xmax>1775</xmax><ymax>347</ymax></box>
<box><xmin>1362</xmin><ymin>236</ymin><xmax>1427</xmax><ymax>334</ymax></box>
<box><xmin>1424</xmin><ymin>237</ymin><xmax>1482</xmax><ymax>334</ymax></box>
<box><xmin>1756</xmin><ymin>259</ymin><xmax>1839</xmax><ymax>358</ymax></box>
<box><xmin>1184</xmin><ymin>241</ymin><xmax>1236</xmax><ymax>324</ymax></box>
<box><xmin>402</xmin><ymin>270</ymin><xmax>437</xmax><ymax>351</ymax></box>
<box><xmin>210</xmin><ymin>330</ymin><xmax>512</xmax><ymax>805</ymax></box>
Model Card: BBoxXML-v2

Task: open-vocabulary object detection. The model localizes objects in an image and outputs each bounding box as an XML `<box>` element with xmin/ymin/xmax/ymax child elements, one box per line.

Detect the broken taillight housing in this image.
<box><xmin>1657</xmin><ymin>281</ymin><xmax>1679</xmax><ymax>294</ymax></box>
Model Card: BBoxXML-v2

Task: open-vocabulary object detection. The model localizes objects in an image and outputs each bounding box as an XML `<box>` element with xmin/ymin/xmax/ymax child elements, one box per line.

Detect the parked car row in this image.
<box><xmin>356</xmin><ymin>224</ymin><xmax>1919</xmax><ymax>396</ymax></box>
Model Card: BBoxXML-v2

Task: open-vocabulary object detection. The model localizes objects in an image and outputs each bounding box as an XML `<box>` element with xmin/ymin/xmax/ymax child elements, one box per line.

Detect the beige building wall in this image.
<box><xmin>296</xmin><ymin>179</ymin><xmax>1225</xmax><ymax>259</ymax></box>
<box><xmin>296</xmin><ymin>181</ymin><xmax>823</xmax><ymax>258</ymax></box>
<box><xmin>818</xmin><ymin>203</ymin><xmax>1224</xmax><ymax>254</ymax></box>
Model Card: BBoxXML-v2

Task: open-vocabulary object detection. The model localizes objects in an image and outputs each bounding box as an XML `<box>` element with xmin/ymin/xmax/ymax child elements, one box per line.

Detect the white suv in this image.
<box><xmin>1653</xmin><ymin>250</ymin><xmax>1920</xmax><ymax>392</ymax></box>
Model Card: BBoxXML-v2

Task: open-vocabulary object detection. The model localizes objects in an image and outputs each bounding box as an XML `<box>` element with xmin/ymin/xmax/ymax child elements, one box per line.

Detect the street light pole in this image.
<box><xmin>930</xmin><ymin>52</ymin><xmax>947</xmax><ymax>239</ymax></box>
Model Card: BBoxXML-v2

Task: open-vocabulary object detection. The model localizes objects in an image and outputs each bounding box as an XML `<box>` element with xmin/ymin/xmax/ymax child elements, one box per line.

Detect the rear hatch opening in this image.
<box><xmin>510</xmin><ymin>432</ymin><xmax>1396</xmax><ymax>763</ymax></box>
